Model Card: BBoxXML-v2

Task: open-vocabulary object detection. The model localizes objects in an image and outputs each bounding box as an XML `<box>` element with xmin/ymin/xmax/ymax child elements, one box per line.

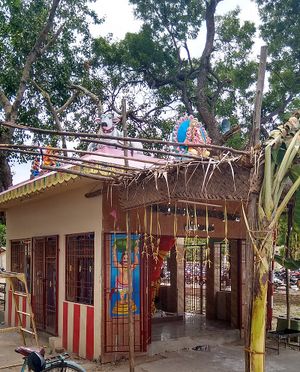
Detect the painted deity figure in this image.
<box><xmin>30</xmin><ymin>157</ymin><xmax>41</xmax><ymax>179</ymax></box>
<box><xmin>111</xmin><ymin>241</ymin><xmax>139</xmax><ymax>315</ymax></box>
<box><xmin>42</xmin><ymin>147</ymin><xmax>60</xmax><ymax>168</ymax></box>
<box><xmin>173</xmin><ymin>115</ymin><xmax>211</xmax><ymax>157</ymax></box>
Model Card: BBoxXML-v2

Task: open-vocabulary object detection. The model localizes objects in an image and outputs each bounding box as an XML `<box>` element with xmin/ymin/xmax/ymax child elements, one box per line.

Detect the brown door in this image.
<box><xmin>33</xmin><ymin>236</ymin><xmax>58</xmax><ymax>335</ymax></box>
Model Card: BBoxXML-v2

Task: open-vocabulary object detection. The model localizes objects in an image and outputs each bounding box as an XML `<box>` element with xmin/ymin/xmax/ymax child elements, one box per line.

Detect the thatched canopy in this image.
<box><xmin>118</xmin><ymin>157</ymin><xmax>251</xmax><ymax>210</ymax></box>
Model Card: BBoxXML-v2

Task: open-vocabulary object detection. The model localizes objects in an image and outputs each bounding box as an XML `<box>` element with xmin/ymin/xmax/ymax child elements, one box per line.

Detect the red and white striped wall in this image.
<box><xmin>7</xmin><ymin>290</ymin><xmax>31</xmax><ymax>330</ymax></box>
<box><xmin>62</xmin><ymin>301</ymin><xmax>95</xmax><ymax>360</ymax></box>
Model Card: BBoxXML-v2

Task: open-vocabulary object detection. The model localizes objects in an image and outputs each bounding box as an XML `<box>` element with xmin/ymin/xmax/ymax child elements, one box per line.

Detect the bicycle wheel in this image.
<box><xmin>43</xmin><ymin>360</ymin><xmax>86</xmax><ymax>372</ymax></box>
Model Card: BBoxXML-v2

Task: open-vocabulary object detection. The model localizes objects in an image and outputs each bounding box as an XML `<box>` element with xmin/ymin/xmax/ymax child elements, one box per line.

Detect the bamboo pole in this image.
<box><xmin>80</xmin><ymin>137</ymin><xmax>213</xmax><ymax>161</ymax></box>
<box><xmin>0</xmin><ymin>146</ymin><xmax>134</xmax><ymax>176</ymax></box>
<box><xmin>126</xmin><ymin>211</ymin><xmax>135</xmax><ymax>372</ymax></box>
<box><xmin>0</xmin><ymin>120</ymin><xmax>250</xmax><ymax>155</ymax></box>
<box><xmin>245</xmin><ymin>45</ymin><xmax>267</xmax><ymax>372</ymax></box>
<box><xmin>251</xmin><ymin>46</ymin><xmax>268</xmax><ymax>146</ymax></box>
<box><xmin>122</xmin><ymin>98</ymin><xmax>129</xmax><ymax>167</ymax></box>
<box><xmin>0</xmin><ymin>143</ymin><xmax>159</xmax><ymax>167</ymax></box>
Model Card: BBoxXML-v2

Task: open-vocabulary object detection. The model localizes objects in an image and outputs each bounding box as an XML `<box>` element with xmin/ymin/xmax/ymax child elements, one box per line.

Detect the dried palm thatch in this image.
<box><xmin>117</xmin><ymin>154</ymin><xmax>252</xmax><ymax>210</ymax></box>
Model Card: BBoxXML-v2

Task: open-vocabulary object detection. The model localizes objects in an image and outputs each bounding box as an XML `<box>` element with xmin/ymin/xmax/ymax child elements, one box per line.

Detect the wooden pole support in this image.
<box><xmin>126</xmin><ymin>211</ymin><xmax>135</xmax><ymax>372</ymax></box>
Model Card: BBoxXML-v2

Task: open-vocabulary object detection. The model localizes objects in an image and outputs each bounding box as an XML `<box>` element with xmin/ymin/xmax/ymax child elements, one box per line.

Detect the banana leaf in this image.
<box><xmin>114</xmin><ymin>237</ymin><xmax>138</xmax><ymax>252</ymax></box>
<box><xmin>274</xmin><ymin>254</ymin><xmax>300</xmax><ymax>270</ymax></box>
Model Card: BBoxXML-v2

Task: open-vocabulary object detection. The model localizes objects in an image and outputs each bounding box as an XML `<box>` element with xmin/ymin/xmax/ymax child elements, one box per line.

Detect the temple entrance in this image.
<box><xmin>184</xmin><ymin>242</ymin><xmax>206</xmax><ymax>314</ymax></box>
<box><xmin>32</xmin><ymin>235</ymin><xmax>58</xmax><ymax>335</ymax></box>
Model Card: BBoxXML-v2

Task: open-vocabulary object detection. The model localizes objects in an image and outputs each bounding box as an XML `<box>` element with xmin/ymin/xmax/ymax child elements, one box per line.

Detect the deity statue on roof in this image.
<box><xmin>172</xmin><ymin>115</ymin><xmax>211</xmax><ymax>157</ymax></box>
<box><xmin>30</xmin><ymin>156</ymin><xmax>41</xmax><ymax>179</ymax></box>
<box><xmin>42</xmin><ymin>147</ymin><xmax>60</xmax><ymax>168</ymax></box>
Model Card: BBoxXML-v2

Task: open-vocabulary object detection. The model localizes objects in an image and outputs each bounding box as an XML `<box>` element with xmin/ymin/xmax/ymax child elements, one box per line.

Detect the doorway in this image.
<box><xmin>32</xmin><ymin>236</ymin><xmax>58</xmax><ymax>335</ymax></box>
<box><xmin>184</xmin><ymin>243</ymin><xmax>206</xmax><ymax>314</ymax></box>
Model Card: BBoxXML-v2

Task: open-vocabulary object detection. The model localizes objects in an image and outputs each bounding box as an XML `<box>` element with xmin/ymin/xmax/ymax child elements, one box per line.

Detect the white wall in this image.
<box><xmin>5</xmin><ymin>183</ymin><xmax>103</xmax><ymax>357</ymax></box>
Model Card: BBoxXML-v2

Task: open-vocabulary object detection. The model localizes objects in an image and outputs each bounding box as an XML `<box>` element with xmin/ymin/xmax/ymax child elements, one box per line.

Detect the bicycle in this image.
<box><xmin>15</xmin><ymin>346</ymin><xmax>86</xmax><ymax>372</ymax></box>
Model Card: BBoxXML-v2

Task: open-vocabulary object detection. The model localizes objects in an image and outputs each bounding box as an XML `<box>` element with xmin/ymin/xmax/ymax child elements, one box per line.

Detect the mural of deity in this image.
<box><xmin>110</xmin><ymin>234</ymin><xmax>140</xmax><ymax>317</ymax></box>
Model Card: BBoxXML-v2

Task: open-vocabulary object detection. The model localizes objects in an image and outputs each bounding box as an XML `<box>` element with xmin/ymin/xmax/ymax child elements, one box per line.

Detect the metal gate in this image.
<box><xmin>184</xmin><ymin>243</ymin><xmax>206</xmax><ymax>314</ymax></box>
<box><xmin>103</xmin><ymin>233</ymin><xmax>150</xmax><ymax>353</ymax></box>
<box><xmin>33</xmin><ymin>236</ymin><xmax>58</xmax><ymax>335</ymax></box>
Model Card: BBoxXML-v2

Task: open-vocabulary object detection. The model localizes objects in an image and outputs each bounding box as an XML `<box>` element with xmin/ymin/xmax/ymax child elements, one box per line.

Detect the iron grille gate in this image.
<box><xmin>104</xmin><ymin>233</ymin><xmax>150</xmax><ymax>353</ymax></box>
<box><xmin>33</xmin><ymin>236</ymin><xmax>58</xmax><ymax>335</ymax></box>
<box><xmin>184</xmin><ymin>244</ymin><xmax>206</xmax><ymax>314</ymax></box>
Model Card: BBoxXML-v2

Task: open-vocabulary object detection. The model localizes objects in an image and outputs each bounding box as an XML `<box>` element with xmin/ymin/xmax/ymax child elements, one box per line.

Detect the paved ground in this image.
<box><xmin>1</xmin><ymin>331</ymin><xmax>300</xmax><ymax>372</ymax></box>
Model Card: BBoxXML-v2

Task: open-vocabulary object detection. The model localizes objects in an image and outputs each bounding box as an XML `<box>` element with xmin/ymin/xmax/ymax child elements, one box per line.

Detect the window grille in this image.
<box><xmin>66</xmin><ymin>233</ymin><xmax>94</xmax><ymax>305</ymax></box>
<box><xmin>11</xmin><ymin>240</ymin><xmax>31</xmax><ymax>292</ymax></box>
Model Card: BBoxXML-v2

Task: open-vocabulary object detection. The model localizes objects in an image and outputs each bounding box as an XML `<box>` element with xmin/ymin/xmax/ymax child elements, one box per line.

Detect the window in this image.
<box><xmin>66</xmin><ymin>233</ymin><xmax>94</xmax><ymax>305</ymax></box>
<box><xmin>11</xmin><ymin>240</ymin><xmax>31</xmax><ymax>292</ymax></box>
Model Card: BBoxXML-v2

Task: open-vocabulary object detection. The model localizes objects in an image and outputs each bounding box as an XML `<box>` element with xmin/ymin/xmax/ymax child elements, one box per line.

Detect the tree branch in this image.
<box><xmin>11</xmin><ymin>0</ymin><xmax>61</xmax><ymax>119</ymax></box>
<box><xmin>40</xmin><ymin>22</ymin><xmax>65</xmax><ymax>55</ymax></box>
<box><xmin>0</xmin><ymin>92</ymin><xmax>12</xmax><ymax>116</ymax></box>
<box><xmin>32</xmin><ymin>80</ymin><xmax>67</xmax><ymax>153</ymax></box>
<box><xmin>261</xmin><ymin>95</ymin><xmax>294</xmax><ymax>125</ymax></box>
<box><xmin>196</xmin><ymin>0</ymin><xmax>223</xmax><ymax>144</ymax></box>
<box><xmin>57</xmin><ymin>91</ymin><xmax>79</xmax><ymax>114</ymax></box>
<box><xmin>71</xmin><ymin>84</ymin><xmax>102</xmax><ymax>116</ymax></box>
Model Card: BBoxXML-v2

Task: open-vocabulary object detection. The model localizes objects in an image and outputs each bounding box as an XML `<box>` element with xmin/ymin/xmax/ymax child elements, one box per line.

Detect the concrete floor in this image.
<box><xmin>1</xmin><ymin>316</ymin><xmax>300</xmax><ymax>371</ymax></box>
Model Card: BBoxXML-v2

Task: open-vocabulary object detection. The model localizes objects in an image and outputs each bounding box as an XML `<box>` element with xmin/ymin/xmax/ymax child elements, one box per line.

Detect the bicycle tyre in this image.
<box><xmin>43</xmin><ymin>360</ymin><xmax>86</xmax><ymax>372</ymax></box>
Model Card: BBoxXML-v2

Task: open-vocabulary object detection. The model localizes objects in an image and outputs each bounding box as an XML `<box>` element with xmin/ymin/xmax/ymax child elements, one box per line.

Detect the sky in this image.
<box><xmin>11</xmin><ymin>0</ymin><xmax>262</xmax><ymax>185</ymax></box>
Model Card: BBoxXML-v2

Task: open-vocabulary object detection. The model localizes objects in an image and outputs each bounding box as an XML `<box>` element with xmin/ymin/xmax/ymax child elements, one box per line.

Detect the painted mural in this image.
<box><xmin>110</xmin><ymin>234</ymin><xmax>140</xmax><ymax>317</ymax></box>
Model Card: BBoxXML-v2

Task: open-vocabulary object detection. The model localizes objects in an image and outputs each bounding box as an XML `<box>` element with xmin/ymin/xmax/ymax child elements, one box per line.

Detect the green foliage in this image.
<box><xmin>256</xmin><ymin>0</ymin><xmax>300</xmax><ymax>127</ymax></box>
<box><xmin>0</xmin><ymin>0</ymin><xmax>102</xmax><ymax>151</ymax></box>
<box><xmin>91</xmin><ymin>1</ymin><xmax>257</xmax><ymax>143</ymax></box>
<box><xmin>0</xmin><ymin>223</ymin><xmax>5</xmax><ymax>247</ymax></box>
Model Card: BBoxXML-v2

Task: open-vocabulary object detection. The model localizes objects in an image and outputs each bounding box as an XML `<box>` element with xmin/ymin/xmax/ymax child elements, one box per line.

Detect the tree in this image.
<box><xmin>256</xmin><ymin>0</ymin><xmax>300</xmax><ymax>129</ymax></box>
<box><xmin>89</xmin><ymin>0</ymin><xmax>257</xmax><ymax>144</ymax></box>
<box><xmin>0</xmin><ymin>0</ymin><xmax>100</xmax><ymax>190</ymax></box>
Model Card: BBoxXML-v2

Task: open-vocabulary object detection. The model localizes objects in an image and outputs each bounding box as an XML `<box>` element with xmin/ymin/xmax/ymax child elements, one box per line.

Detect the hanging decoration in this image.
<box><xmin>205</xmin><ymin>206</ymin><xmax>211</xmax><ymax>267</ymax></box>
<box><xmin>172</xmin><ymin>115</ymin><xmax>212</xmax><ymax>156</ymax></box>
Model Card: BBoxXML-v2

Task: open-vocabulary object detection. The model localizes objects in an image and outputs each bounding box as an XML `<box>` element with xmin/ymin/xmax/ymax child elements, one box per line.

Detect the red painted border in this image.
<box><xmin>62</xmin><ymin>302</ymin><xmax>68</xmax><ymax>349</ymax></box>
<box><xmin>8</xmin><ymin>290</ymin><xmax>12</xmax><ymax>326</ymax></box>
<box><xmin>86</xmin><ymin>306</ymin><xmax>94</xmax><ymax>360</ymax></box>
<box><xmin>73</xmin><ymin>304</ymin><xmax>80</xmax><ymax>354</ymax></box>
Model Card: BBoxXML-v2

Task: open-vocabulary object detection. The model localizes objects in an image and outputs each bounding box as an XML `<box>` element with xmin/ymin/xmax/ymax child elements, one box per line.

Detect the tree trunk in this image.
<box><xmin>249</xmin><ymin>234</ymin><xmax>273</xmax><ymax>372</ymax></box>
<box><xmin>0</xmin><ymin>154</ymin><xmax>12</xmax><ymax>191</ymax></box>
<box><xmin>0</xmin><ymin>132</ymin><xmax>13</xmax><ymax>191</ymax></box>
<box><xmin>249</xmin><ymin>255</ymin><xmax>269</xmax><ymax>371</ymax></box>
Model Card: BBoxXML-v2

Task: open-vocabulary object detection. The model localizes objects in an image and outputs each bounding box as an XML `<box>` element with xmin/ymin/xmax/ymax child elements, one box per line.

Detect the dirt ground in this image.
<box><xmin>272</xmin><ymin>290</ymin><xmax>300</xmax><ymax>329</ymax></box>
